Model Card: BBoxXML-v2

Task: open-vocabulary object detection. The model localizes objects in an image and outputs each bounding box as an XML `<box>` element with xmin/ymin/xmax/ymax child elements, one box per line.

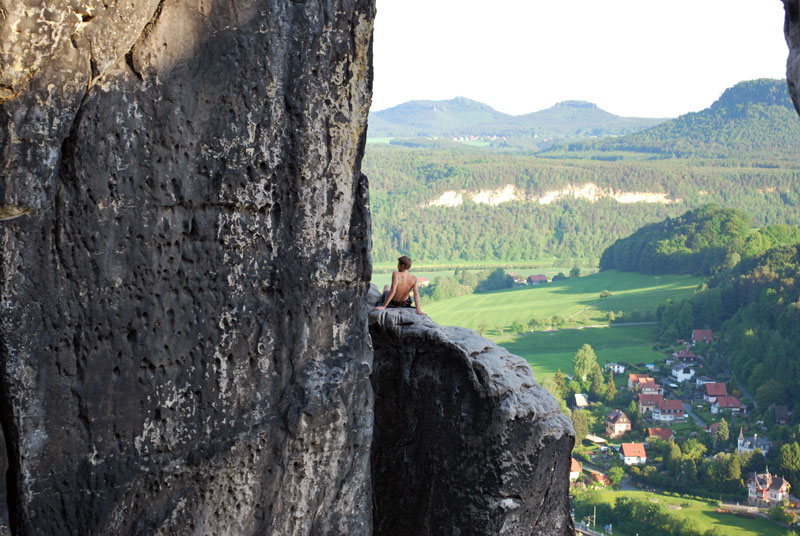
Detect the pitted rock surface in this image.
<box><xmin>0</xmin><ymin>1</ymin><xmax>375</xmax><ymax>534</ymax></box>
<box><xmin>786</xmin><ymin>0</ymin><xmax>800</xmax><ymax>113</ymax></box>
<box><xmin>368</xmin><ymin>286</ymin><xmax>575</xmax><ymax>536</ymax></box>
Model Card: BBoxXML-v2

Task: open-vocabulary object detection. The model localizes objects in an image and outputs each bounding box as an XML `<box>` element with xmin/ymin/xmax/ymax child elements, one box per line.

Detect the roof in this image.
<box><xmin>638</xmin><ymin>393</ymin><xmax>664</xmax><ymax>406</ymax></box>
<box><xmin>703</xmin><ymin>383</ymin><xmax>728</xmax><ymax>397</ymax></box>
<box><xmin>621</xmin><ymin>443</ymin><xmax>646</xmax><ymax>458</ymax></box>
<box><xmin>607</xmin><ymin>409</ymin><xmax>630</xmax><ymax>424</ymax></box>
<box><xmin>629</xmin><ymin>373</ymin><xmax>651</xmax><ymax>382</ymax></box>
<box><xmin>574</xmin><ymin>393</ymin><xmax>589</xmax><ymax>407</ymax></box>
<box><xmin>716</xmin><ymin>396</ymin><xmax>741</xmax><ymax>409</ymax></box>
<box><xmin>648</xmin><ymin>428</ymin><xmax>675</xmax><ymax>441</ymax></box>
<box><xmin>673</xmin><ymin>350</ymin><xmax>699</xmax><ymax>359</ymax></box>
<box><xmin>658</xmin><ymin>399</ymin><xmax>684</xmax><ymax>412</ymax></box>
<box><xmin>570</xmin><ymin>458</ymin><xmax>582</xmax><ymax>473</ymax></box>
<box><xmin>671</xmin><ymin>364</ymin><xmax>694</xmax><ymax>373</ymax></box>
<box><xmin>640</xmin><ymin>381</ymin><xmax>661</xmax><ymax>391</ymax></box>
<box><xmin>773</xmin><ymin>405</ymin><xmax>791</xmax><ymax>421</ymax></box>
<box><xmin>692</xmin><ymin>329</ymin><xmax>713</xmax><ymax>343</ymax></box>
<box><xmin>585</xmin><ymin>434</ymin><xmax>607</xmax><ymax>444</ymax></box>
<box><xmin>527</xmin><ymin>274</ymin><xmax>548</xmax><ymax>282</ymax></box>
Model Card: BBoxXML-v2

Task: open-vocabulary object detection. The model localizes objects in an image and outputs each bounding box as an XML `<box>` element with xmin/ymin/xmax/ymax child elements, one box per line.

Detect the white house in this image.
<box><xmin>747</xmin><ymin>469</ymin><xmax>790</xmax><ymax>506</ymax></box>
<box><xmin>652</xmin><ymin>399</ymin><xmax>685</xmax><ymax>422</ymax></box>
<box><xmin>738</xmin><ymin>429</ymin><xmax>771</xmax><ymax>456</ymax></box>
<box><xmin>671</xmin><ymin>364</ymin><xmax>695</xmax><ymax>383</ymax></box>
<box><xmin>621</xmin><ymin>443</ymin><xmax>647</xmax><ymax>465</ymax></box>
<box><xmin>605</xmin><ymin>362</ymin><xmax>626</xmax><ymax>374</ymax></box>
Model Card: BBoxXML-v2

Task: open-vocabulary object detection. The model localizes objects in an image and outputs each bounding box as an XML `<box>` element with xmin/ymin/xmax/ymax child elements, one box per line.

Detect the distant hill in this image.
<box><xmin>367</xmin><ymin>97</ymin><xmax>666</xmax><ymax>140</ymax></box>
<box><xmin>544</xmin><ymin>79</ymin><xmax>800</xmax><ymax>158</ymax></box>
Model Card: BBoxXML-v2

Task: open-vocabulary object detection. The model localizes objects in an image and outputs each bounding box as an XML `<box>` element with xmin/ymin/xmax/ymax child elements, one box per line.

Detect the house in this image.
<box><xmin>692</xmin><ymin>329</ymin><xmax>713</xmax><ymax>345</ymax></box>
<box><xmin>588</xmin><ymin>470</ymin><xmax>611</xmax><ymax>487</ymax></box>
<box><xmin>772</xmin><ymin>405</ymin><xmax>791</xmax><ymax>425</ymax></box>
<box><xmin>738</xmin><ymin>429</ymin><xmax>771</xmax><ymax>455</ymax></box>
<box><xmin>605</xmin><ymin>362</ymin><xmax>626</xmax><ymax>374</ymax></box>
<box><xmin>746</xmin><ymin>468</ymin><xmax>790</xmax><ymax>506</ymax></box>
<box><xmin>653</xmin><ymin>399</ymin><xmax>685</xmax><ymax>422</ymax></box>
<box><xmin>628</xmin><ymin>374</ymin><xmax>656</xmax><ymax>390</ymax></box>
<box><xmin>570</xmin><ymin>458</ymin><xmax>582</xmax><ymax>482</ymax></box>
<box><xmin>621</xmin><ymin>442</ymin><xmax>647</xmax><ymax>465</ymax></box>
<box><xmin>695</xmin><ymin>376</ymin><xmax>715</xmax><ymax>387</ymax></box>
<box><xmin>527</xmin><ymin>274</ymin><xmax>548</xmax><ymax>285</ymax></box>
<box><xmin>638</xmin><ymin>393</ymin><xmax>664</xmax><ymax>414</ymax></box>
<box><xmin>572</xmin><ymin>393</ymin><xmax>589</xmax><ymax>410</ymax></box>
<box><xmin>606</xmin><ymin>410</ymin><xmax>631</xmax><ymax>438</ymax></box>
<box><xmin>707</xmin><ymin>422</ymin><xmax>722</xmax><ymax>435</ymax></box>
<box><xmin>648</xmin><ymin>428</ymin><xmax>675</xmax><ymax>442</ymax></box>
<box><xmin>671</xmin><ymin>364</ymin><xmax>695</xmax><ymax>383</ymax></box>
<box><xmin>712</xmin><ymin>395</ymin><xmax>742</xmax><ymax>414</ymax></box>
<box><xmin>672</xmin><ymin>349</ymin><xmax>700</xmax><ymax>362</ymax></box>
<box><xmin>639</xmin><ymin>381</ymin><xmax>663</xmax><ymax>396</ymax></box>
<box><xmin>703</xmin><ymin>382</ymin><xmax>728</xmax><ymax>403</ymax></box>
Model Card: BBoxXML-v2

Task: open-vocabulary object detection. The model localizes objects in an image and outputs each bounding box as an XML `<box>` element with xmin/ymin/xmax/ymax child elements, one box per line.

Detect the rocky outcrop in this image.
<box><xmin>786</xmin><ymin>0</ymin><xmax>800</xmax><ymax>113</ymax></box>
<box><xmin>368</xmin><ymin>287</ymin><xmax>575</xmax><ymax>536</ymax></box>
<box><xmin>0</xmin><ymin>1</ymin><xmax>375</xmax><ymax>534</ymax></box>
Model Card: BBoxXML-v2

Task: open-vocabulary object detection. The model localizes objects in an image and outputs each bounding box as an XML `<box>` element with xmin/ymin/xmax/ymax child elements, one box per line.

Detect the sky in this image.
<box><xmin>371</xmin><ymin>0</ymin><xmax>789</xmax><ymax>118</ymax></box>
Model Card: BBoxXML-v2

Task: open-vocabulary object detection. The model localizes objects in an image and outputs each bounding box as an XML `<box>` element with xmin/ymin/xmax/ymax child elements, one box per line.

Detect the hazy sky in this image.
<box><xmin>371</xmin><ymin>0</ymin><xmax>789</xmax><ymax>118</ymax></box>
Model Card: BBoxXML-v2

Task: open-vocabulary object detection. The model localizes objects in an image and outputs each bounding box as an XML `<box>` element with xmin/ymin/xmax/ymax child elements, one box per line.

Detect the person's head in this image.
<box><xmin>397</xmin><ymin>256</ymin><xmax>412</xmax><ymax>271</ymax></box>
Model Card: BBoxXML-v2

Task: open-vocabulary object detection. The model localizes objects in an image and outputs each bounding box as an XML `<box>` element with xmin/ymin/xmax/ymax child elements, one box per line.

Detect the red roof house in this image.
<box><xmin>638</xmin><ymin>393</ymin><xmax>664</xmax><ymax>414</ymax></box>
<box><xmin>692</xmin><ymin>329</ymin><xmax>713</xmax><ymax>345</ymax></box>
<box><xmin>654</xmin><ymin>399</ymin><xmax>685</xmax><ymax>421</ymax></box>
<box><xmin>527</xmin><ymin>274</ymin><xmax>548</xmax><ymax>285</ymax></box>
<box><xmin>703</xmin><ymin>382</ymin><xmax>728</xmax><ymax>402</ymax></box>
<box><xmin>621</xmin><ymin>443</ymin><xmax>647</xmax><ymax>465</ymax></box>
<box><xmin>648</xmin><ymin>428</ymin><xmax>675</xmax><ymax>442</ymax></box>
<box><xmin>713</xmin><ymin>396</ymin><xmax>742</xmax><ymax>414</ymax></box>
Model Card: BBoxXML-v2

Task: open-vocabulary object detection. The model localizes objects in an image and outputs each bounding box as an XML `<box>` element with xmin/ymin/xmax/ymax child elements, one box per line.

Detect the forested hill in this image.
<box><xmin>546</xmin><ymin>79</ymin><xmax>800</xmax><ymax>159</ymax></box>
<box><xmin>599</xmin><ymin>205</ymin><xmax>800</xmax><ymax>275</ymax></box>
<box><xmin>367</xmin><ymin>97</ymin><xmax>665</xmax><ymax>139</ymax></box>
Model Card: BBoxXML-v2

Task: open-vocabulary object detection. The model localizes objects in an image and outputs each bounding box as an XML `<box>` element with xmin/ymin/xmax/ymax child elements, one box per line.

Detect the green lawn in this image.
<box><xmin>501</xmin><ymin>325</ymin><xmax>664</xmax><ymax>381</ymax></box>
<box><xmin>424</xmin><ymin>270</ymin><xmax>702</xmax><ymax>331</ymax></box>
<box><xmin>588</xmin><ymin>490</ymin><xmax>784</xmax><ymax>536</ymax></box>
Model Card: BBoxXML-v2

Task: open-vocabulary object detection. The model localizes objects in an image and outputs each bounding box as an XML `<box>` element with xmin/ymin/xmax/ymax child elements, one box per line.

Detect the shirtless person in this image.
<box><xmin>374</xmin><ymin>256</ymin><xmax>425</xmax><ymax>315</ymax></box>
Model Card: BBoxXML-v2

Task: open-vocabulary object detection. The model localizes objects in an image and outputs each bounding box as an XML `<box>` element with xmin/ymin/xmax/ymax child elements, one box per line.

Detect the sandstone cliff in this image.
<box><xmin>368</xmin><ymin>287</ymin><xmax>575</xmax><ymax>536</ymax></box>
<box><xmin>0</xmin><ymin>1</ymin><xmax>375</xmax><ymax>533</ymax></box>
<box><xmin>787</xmin><ymin>0</ymin><xmax>800</xmax><ymax>112</ymax></box>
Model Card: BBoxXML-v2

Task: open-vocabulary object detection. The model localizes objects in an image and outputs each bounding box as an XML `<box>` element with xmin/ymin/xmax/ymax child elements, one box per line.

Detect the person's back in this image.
<box><xmin>374</xmin><ymin>256</ymin><xmax>424</xmax><ymax>315</ymax></box>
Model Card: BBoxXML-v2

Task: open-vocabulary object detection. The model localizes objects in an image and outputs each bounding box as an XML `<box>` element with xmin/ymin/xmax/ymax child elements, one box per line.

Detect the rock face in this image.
<box><xmin>787</xmin><ymin>0</ymin><xmax>800</xmax><ymax>113</ymax></box>
<box><xmin>0</xmin><ymin>1</ymin><xmax>375</xmax><ymax>534</ymax></box>
<box><xmin>368</xmin><ymin>288</ymin><xmax>575</xmax><ymax>536</ymax></box>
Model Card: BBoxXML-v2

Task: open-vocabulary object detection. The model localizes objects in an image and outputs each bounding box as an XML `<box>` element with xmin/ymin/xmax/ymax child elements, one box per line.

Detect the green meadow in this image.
<box><xmin>583</xmin><ymin>490</ymin><xmax>784</xmax><ymax>536</ymax></box>
<box><xmin>422</xmin><ymin>270</ymin><xmax>703</xmax><ymax>380</ymax></box>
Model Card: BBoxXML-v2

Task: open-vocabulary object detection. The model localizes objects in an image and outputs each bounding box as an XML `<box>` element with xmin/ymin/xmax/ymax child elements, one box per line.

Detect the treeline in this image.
<box><xmin>600</xmin><ymin>204</ymin><xmax>800</xmax><ymax>275</ymax></box>
<box><xmin>418</xmin><ymin>268</ymin><xmax>514</xmax><ymax>303</ymax></box>
<box><xmin>363</xmin><ymin>144</ymin><xmax>800</xmax><ymax>264</ymax></box>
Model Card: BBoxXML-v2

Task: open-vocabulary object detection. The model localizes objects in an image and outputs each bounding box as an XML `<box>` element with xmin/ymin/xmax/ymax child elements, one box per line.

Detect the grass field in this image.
<box><xmin>421</xmin><ymin>270</ymin><xmax>703</xmax><ymax>380</ymax></box>
<box><xmin>585</xmin><ymin>490</ymin><xmax>784</xmax><ymax>536</ymax></box>
<box><xmin>501</xmin><ymin>325</ymin><xmax>664</xmax><ymax>381</ymax></box>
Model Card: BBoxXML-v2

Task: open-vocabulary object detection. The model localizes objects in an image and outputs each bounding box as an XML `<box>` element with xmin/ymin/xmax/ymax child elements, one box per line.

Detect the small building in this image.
<box><xmin>572</xmin><ymin>393</ymin><xmax>589</xmax><ymax>410</ymax></box>
<box><xmin>692</xmin><ymin>329</ymin><xmax>713</xmax><ymax>345</ymax></box>
<box><xmin>584</xmin><ymin>434</ymin><xmax>608</xmax><ymax>447</ymax></box>
<box><xmin>605</xmin><ymin>362</ymin><xmax>626</xmax><ymax>374</ymax></box>
<box><xmin>672</xmin><ymin>349</ymin><xmax>700</xmax><ymax>362</ymax></box>
<box><xmin>638</xmin><ymin>393</ymin><xmax>664</xmax><ymax>414</ymax></box>
<box><xmin>671</xmin><ymin>364</ymin><xmax>695</xmax><ymax>383</ymax></box>
<box><xmin>653</xmin><ymin>399</ymin><xmax>685</xmax><ymax>422</ymax></box>
<box><xmin>648</xmin><ymin>428</ymin><xmax>675</xmax><ymax>442</ymax></box>
<box><xmin>746</xmin><ymin>468</ymin><xmax>790</xmax><ymax>506</ymax></box>
<box><xmin>417</xmin><ymin>277</ymin><xmax>430</xmax><ymax>288</ymax></box>
<box><xmin>570</xmin><ymin>458</ymin><xmax>582</xmax><ymax>482</ymax></box>
<box><xmin>606</xmin><ymin>409</ymin><xmax>631</xmax><ymax>439</ymax></box>
<box><xmin>639</xmin><ymin>381</ymin><xmax>663</xmax><ymax>396</ymax></box>
<box><xmin>703</xmin><ymin>382</ymin><xmax>728</xmax><ymax>403</ymax></box>
<box><xmin>695</xmin><ymin>376</ymin><xmax>715</xmax><ymax>387</ymax></box>
<box><xmin>588</xmin><ymin>470</ymin><xmax>611</xmax><ymax>487</ymax></box>
<box><xmin>772</xmin><ymin>405</ymin><xmax>791</xmax><ymax>425</ymax></box>
<box><xmin>628</xmin><ymin>374</ymin><xmax>655</xmax><ymax>390</ymax></box>
<box><xmin>738</xmin><ymin>429</ymin><xmax>771</xmax><ymax>455</ymax></box>
<box><xmin>712</xmin><ymin>395</ymin><xmax>742</xmax><ymax>414</ymax></box>
<box><xmin>621</xmin><ymin>442</ymin><xmax>647</xmax><ymax>465</ymax></box>
<box><xmin>527</xmin><ymin>274</ymin><xmax>548</xmax><ymax>285</ymax></box>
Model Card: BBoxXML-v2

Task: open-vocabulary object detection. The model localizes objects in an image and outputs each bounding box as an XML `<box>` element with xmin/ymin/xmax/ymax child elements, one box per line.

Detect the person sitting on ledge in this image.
<box><xmin>374</xmin><ymin>255</ymin><xmax>425</xmax><ymax>315</ymax></box>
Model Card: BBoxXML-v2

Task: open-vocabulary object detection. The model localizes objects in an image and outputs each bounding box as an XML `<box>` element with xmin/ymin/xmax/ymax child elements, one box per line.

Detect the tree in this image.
<box><xmin>477</xmin><ymin>319</ymin><xmax>488</xmax><ymax>336</ymax></box>
<box><xmin>552</xmin><ymin>369</ymin><xmax>567</xmax><ymax>399</ymax></box>
<box><xmin>627</xmin><ymin>400</ymin><xmax>642</xmax><ymax>430</ymax></box>
<box><xmin>608</xmin><ymin>466</ymin><xmax>625</xmax><ymax>487</ymax></box>
<box><xmin>590</xmin><ymin>362</ymin><xmax>605</xmax><ymax>399</ymax></box>
<box><xmin>715</xmin><ymin>419</ymin><xmax>730</xmax><ymax>444</ymax></box>
<box><xmin>510</xmin><ymin>320</ymin><xmax>524</xmax><ymax>334</ymax></box>
<box><xmin>570</xmin><ymin>266</ymin><xmax>581</xmax><ymax>278</ymax></box>
<box><xmin>600</xmin><ymin>290</ymin><xmax>612</xmax><ymax>299</ymax></box>
<box><xmin>573</xmin><ymin>344</ymin><xmax>598</xmax><ymax>382</ymax></box>
<box><xmin>495</xmin><ymin>324</ymin><xmax>504</xmax><ymax>336</ymax></box>
<box><xmin>571</xmin><ymin>409</ymin><xmax>594</xmax><ymax>445</ymax></box>
<box><xmin>604</xmin><ymin>372</ymin><xmax>617</xmax><ymax>403</ymax></box>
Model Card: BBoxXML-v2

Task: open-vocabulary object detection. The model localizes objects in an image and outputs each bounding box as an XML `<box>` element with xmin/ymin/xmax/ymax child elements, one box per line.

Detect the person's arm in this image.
<box><xmin>413</xmin><ymin>279</ymin><xmax>425</xmax><ymax>315</ymax></box>
<box><xmin>374</xmin><ymin>272</ymin><xmax>399</xmax><ymax>310</ymax></box>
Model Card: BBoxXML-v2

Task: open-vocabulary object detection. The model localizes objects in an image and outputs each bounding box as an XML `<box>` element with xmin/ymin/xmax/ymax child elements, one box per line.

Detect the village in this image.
<box><xmin>566</xmin><ymin>328</ymin><xmax>800</xmax><ymax>532</ymax></box>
